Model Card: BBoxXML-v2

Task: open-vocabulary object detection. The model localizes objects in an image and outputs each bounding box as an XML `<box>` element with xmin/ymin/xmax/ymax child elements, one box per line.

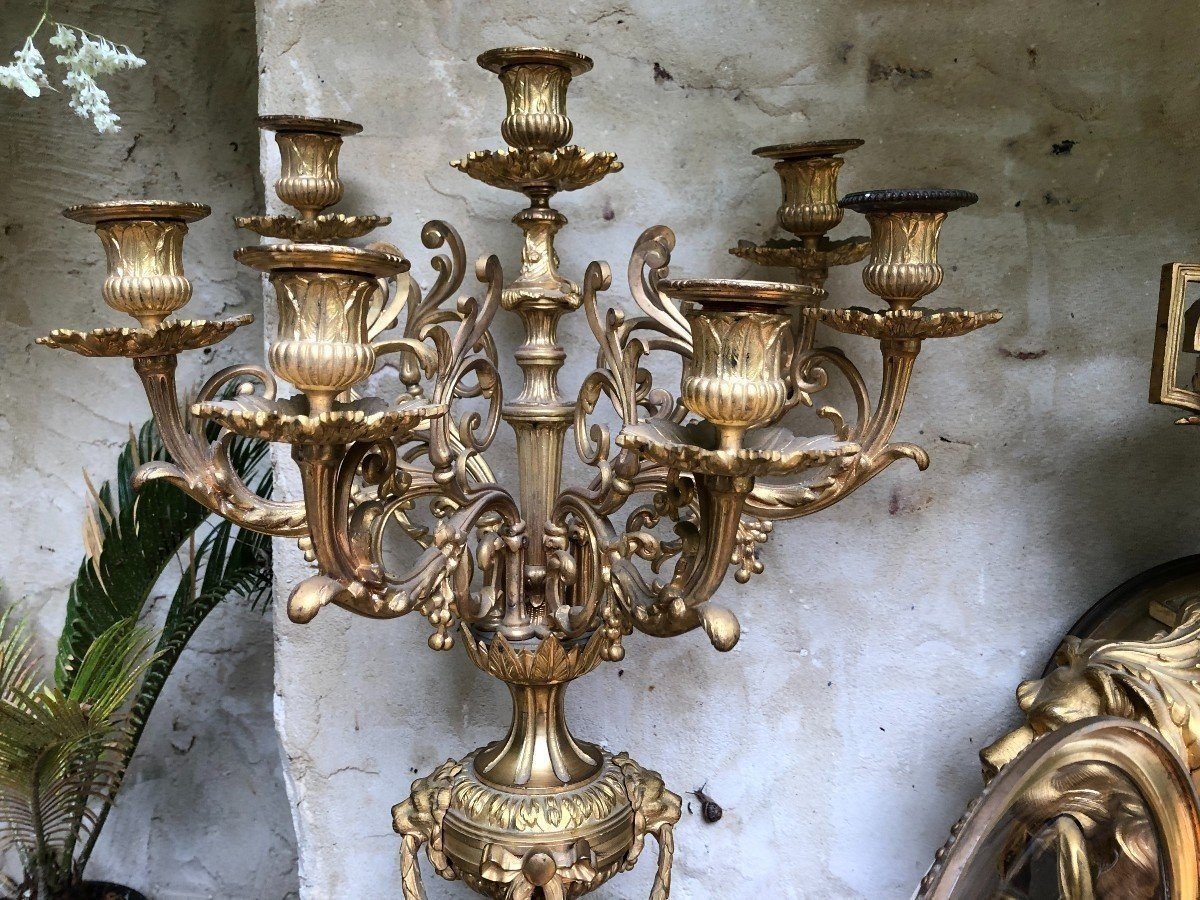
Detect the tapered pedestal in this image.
<box><xmin>392</xmin><ymin>630</ymin><xmax>680</xmax><ymax>899</ymax></box>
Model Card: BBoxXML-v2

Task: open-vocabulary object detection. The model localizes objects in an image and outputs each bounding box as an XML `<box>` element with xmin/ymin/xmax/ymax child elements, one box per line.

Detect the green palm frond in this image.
<box><xmin>0</xmin><ymin>610</ymin><xmax>40</xmax><ymax>703</ymax></box>
<box><xmin>0</xmin><ymin>617</ymin><xmax>155</xmax><ymax>898</ymax></box>
<box><xmin>15</xmin><ymin>395</ymin><xmax>274</xmax><ymax>890</ymax></box>
<box><xmin>128</xmin><ymin>508</ymin><xmax>271</xmax><ymax>768</ymax></box>
<box><xmin>55</xmin><ymin>417</ymin><xmax>271</xmax><ymax>689</ymax></box>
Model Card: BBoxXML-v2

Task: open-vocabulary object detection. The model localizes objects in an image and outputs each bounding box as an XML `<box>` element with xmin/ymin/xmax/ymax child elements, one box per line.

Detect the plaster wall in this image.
<box><xmin>257</xmin><ymin>1</ymin><xmax>1200</xmax><ymax>897</ymax></box>
<box><xmin>0</xmin><ymin>1</ymin><xmax>298</xmax><ymax>897</ymax></box>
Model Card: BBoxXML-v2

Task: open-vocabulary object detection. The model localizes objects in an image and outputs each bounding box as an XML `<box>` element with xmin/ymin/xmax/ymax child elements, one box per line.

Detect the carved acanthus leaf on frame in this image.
<box><xmin>982</xmin><ymin>600</ymin><xmax>1200</xmax><ymax>779</ymax></box>
<box><xmin>928</xmin><ymin>600</ymin><xmax>1200</xmax><ymax>900</ymax></box>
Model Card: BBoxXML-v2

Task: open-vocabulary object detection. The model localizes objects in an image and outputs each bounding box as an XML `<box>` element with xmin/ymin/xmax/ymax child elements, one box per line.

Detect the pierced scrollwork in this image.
<box><xmin>573</xmin><ymin>256</ymin><xmax>678</xmax><ymax>515</ymax></box>
<box><xmin>623</xmin><ymin>226</ymin><xmax>692</xmax><ymax>357</ymax></box>
<box><xmin>744</xmin><ymin>342</ymin><xmax>931</xmax><ymax>520</ymax></box>
<box><xmin>425</xmin><ymin>255</ymin><xmax>506</xmax><ymax>501</ymax></box>
<box><xmin>284</xmin><ymin>253</ymin><xmax>521</xmax><ymax>639</ymax></box>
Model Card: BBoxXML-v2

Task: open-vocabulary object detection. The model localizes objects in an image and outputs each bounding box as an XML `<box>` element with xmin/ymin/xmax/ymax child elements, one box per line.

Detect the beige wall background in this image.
<box><xmin>6</xmin><ymin>0</ymin><xmax>1200</xmax><ymax>898</ymax></box>
<box><xmin>258</xmin><ymin>1</ymin><xmax>1200</xmax><ymax>897</ymax></box>
<box><xmin>0</xmin><ymin>1</ymin><xmax>297</xmax><ymax>897</ymax></box>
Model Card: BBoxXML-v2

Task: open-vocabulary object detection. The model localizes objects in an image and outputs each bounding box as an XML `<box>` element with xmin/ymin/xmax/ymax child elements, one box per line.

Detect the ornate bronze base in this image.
<box><xmin>393</xmin><ymin>627</ymin><xmax>679</xmax><ymax>899</ymax></box>
<box><xmin>394</xmin><ymin>746</ymin><xmax>678</xmax><ymax>900</ymax></box>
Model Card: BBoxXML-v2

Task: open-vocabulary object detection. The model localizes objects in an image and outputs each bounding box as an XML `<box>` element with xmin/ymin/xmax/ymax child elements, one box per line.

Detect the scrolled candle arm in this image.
<box><xmin>133</xmin><ymin>355</ymin><xmax>310</xmax><ymax>535</ymax></box>
<box><xmin>740</xmin><ymin>188</ymin><xmax>1001</xmax><ymax>521</ymax></box>
<box><xmin>39</xmin><ymin>201</ymin><xmax>311</xmax><ymax>536</ymax></box>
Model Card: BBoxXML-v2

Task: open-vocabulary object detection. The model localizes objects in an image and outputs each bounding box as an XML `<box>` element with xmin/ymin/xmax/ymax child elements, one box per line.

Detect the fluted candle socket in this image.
<box><xmin>477</xmin><ymin>47</ymin><xmax>593</xmax><ymax>151</ymax></box>
<box><xmin>64</xmin><ymin>200</ymin><xmax>211</xmax><ymax>328</ymax></box>
<box><xmin>663</xmin><ymin>278</ymin><xmax>823</xmax><ymax>453</ymax></box>
<box><xmin>754</xmin><ymin>139</ymin><xmax>864</xmax><ymax>239</ymax></box>
<box><xmin>841</xmin><ymin>188</ymin><xmax>978</xmax><ymax>310</ymax></box>
<box><xmin>259</xmin><ymin>115</ymin><xmax>363</xmax><ymax>220</ymax></box>
<box><xmin>235</xmin><ymin>243</ymin><xmax>408</xmax><ymax>414</ymax></box>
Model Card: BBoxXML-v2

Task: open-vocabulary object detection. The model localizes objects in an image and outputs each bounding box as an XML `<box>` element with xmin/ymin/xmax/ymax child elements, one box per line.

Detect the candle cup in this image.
<box><xmin>64</xmin><ymin>200</ymin><xmax>211</xmax><ymax>329</ymax></box>
<box><xmin>754</xmin><ymin>139</ymin><xmax>864</xmax><ymax>239</ymax></box>
<box><xmin>235</xmin><ymin>243</ymin><xmax>409</xmax><ymax>415</ymax></box>
<box><xmin>841</xmin><ymin>188</ymin><xmax>977</xmax><ymax>310</ymax></box>
<box><xmin>477</xmin><ymin>47</ymin><xmax>592</xmax><ymax>152</ymax></box>
<box><xmin>259</xmin><ymin>115</ymin><xmax>363</xmax><ymax>220</ymax></box>
<box><xmin>660</xmin><ymin>278</ymin><xmax>823</xmax><ymax>452</ymax></box>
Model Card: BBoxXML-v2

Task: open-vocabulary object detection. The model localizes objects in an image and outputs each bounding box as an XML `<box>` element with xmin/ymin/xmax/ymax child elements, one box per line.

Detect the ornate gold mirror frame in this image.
<box><xmin>1152</xmin><ymin>262</ymin><xmax>1200</xmax><ymax>417</ymax></box>
<box><xmin>922</xmin><ymin>717</ymin><xmax>1200</xmax><ymax>900</ymax></box>
<box><xmin>932</xmin><ymin>559</ymin><xmax>1200</xmax><ymax>898</ymax></box>
<box><xmin>922</xmin><ymin>237</ymin><xmax>1200</xmax><ymax>899</ymax></box>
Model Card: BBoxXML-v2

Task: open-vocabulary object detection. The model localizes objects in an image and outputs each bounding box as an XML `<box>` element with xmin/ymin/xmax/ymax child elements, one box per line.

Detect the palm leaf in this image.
<box><xmin>0</xmin><ymin>618</ymin><xmax>154</xmax><ymax>897</ymax></box>
<box><xmin>0</xmin><ymin>610</ymin><xmax>40</xmax><ymax>704</ymax></box>
<box><xmin>55</xmin><ymin>416</ymin><xmax>271</xmax><ymax>688</ymax></box>
<box><xmin>126</xmin><ymin>506</ymin><xmax>271</xmax><ymax>769</ymax></box>
<box><xmin>45</xmin><ymin>396</ymin><xmax>273</xmax><ymax>883</ymax></box>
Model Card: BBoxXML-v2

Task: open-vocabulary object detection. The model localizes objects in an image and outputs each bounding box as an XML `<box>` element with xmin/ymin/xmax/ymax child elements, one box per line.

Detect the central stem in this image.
<box><xmin>502</xmin><ymin>194</ymin><xmax>579</xmax><ymax>581</ymax></box>
<box><xmin>474</xmin><ymin>679</ymin><xmax>601</xmax><ymax>789</ymax></box>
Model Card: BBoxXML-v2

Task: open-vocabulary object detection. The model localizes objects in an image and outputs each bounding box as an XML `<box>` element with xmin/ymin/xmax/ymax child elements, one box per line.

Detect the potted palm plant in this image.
<box><xmin>0</xmin><ymin>416</ymin><xmax>271</xmax><ymax>898</ymax></box>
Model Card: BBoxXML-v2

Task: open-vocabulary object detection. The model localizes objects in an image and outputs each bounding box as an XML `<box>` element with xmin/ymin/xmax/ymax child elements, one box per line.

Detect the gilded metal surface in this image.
<box><xmin>234</xmin><ymin>212</ymin><xmax>391</xmax><ymax>242</ymax></box>
<box><xmin>478</xmin><ymin>46</ymin><xmax>592</xmax><ymax>151</ymax></box>
<box><xmin>1152</xmin><ymin>262</ymin><xmax>1200</xmax><ymax>417</ymax></box>
<box><xmin>192</xmin><ymin>394</ymin><xmax>444</xmax><ymax>445</ymax></box>
<box><xmin>920</xmin><ymin>718</ymin><xmax>1200</xmax><ymax>900</ymax></box>
<box><xmin>982</xmin><ymin>600</ymin><xmax>1200</xmax><ymax>782</ymax></box>
<box><xmin>393</xmin><ymin>748</ymin><xmax>678</xmax><ymax>900</ymax></box>
<box><xmin>451</xmin><ymin>146</ymin><xmax>623</xmax><ymax>194</ymax></box>
<box><xmin>924</xmin><ymin>598</ymin><xmax>1200</xmax><ymax>899</ymax></box>
<box><xmin>63</xmin><ymin>201</ymin><xmax>209</xmax><ymax>328</ymax></box>
<box><xmin>806</xmin><ymin>306</ymin><xmax>1004</xmax><ymax>340</ymax></box>
<box><xmin>618</xmin><ymin>421</ymin><xmax>857</xmax><ymax>479</ymax></box>
<box><xmin>40</xmin><ymin>44</ymin><xmax>1001</xmax><ymax>899</ymax></box>
<box><xmin>731</xmin><ymin>138</ymin><xmax>870</xmax><ymax>316</ymax></box>
<box><xmin>36</xmin><ymin>315</ymin><xmax>253</xmax><ymax>357</ymax></box>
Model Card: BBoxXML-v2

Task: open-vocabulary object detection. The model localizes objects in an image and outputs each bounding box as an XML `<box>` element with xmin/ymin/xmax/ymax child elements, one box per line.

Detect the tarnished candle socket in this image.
<box><xmin>259</xmin><ymin>115</ymin><xmax>363</xmax><ymax>220</ymax></box>
<box><xmin>64</xmin><ymin>200</ymin><xmax>210</xmax><ymax>328</ymax></box>
<box><xmin>663</xmin><ymin>278</ymin><xmax>820</xmax><ymax>452</ymax></box>
<box><xmin>841</xmin><ymin>188</ymin><xmax>978</xmax><ymax>309</ymax></box>
<box><xmin>478</xmin><ymin>47</ymin><xmax>592</xmax><ymax>151</ymax></box>
<box><xmin>235</xmin><ymin>243</ymin><xmax>408</xmax><ymax>414</ymax></box>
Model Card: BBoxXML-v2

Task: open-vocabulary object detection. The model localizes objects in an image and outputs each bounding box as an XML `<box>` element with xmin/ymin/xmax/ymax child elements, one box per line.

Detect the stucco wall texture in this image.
<box><xmin>8</xmin><ymin>0</ymin><xmax>1200</xmax><ymax>897</ymax></box>
<box><xmin>257</xmin><ymin>1</ymin><xmax>1200</xmax><ymax>897</ymax></box>
<box><xmin>0</xmin><ymin>1</ymin><xmax>297</xmax><ymax>897</ymax></box>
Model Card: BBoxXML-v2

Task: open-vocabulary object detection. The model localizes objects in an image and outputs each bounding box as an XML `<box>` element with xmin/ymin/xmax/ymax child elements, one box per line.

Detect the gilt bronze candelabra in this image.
<box><xmin>40</xmin><ymin>46</ymin><xmax>1000</xmax><ymax>899</ymax></box>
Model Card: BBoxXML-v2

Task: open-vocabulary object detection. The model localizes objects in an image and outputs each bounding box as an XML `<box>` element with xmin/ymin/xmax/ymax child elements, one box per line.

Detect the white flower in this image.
<box><xmin>0</xmin><ymin>19</ymin><xmax>146</xmax><ymax>134</ymax></box>
<box><xmin>62</xmin><ymin>67</ymin><xmax>120</xmax><ymax>133</ymax></box>
<box><xmin>48</xmin><ymin>23</ymin><xmax>76</xmax><ymax>51</ymax></box>
<box><xmin>52</xmin><ymin>25</ymin><xmax>145</xmax><ymax>134</ymax></box>
<box><xmin>0</xmin><ymin>37</ymin><xmax>51</xmax><ymax>98</ymax></box>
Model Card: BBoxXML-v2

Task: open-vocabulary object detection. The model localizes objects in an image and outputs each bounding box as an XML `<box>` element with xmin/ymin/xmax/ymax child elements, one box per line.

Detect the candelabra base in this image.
<box><xmin>393</xmin><ymin>747</ymin><xmax>679</xmax><ymax>899</ymax></box>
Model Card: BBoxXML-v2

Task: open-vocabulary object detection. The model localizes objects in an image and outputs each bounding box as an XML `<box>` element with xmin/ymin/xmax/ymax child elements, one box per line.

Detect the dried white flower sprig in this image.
<box><xmin>0</xmin><ymin>3</ymin><xmax>145</xmax><ymax>134</ymax></box>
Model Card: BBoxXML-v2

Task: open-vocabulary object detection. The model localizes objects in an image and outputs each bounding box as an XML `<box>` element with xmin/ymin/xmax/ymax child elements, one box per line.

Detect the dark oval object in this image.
<box><xmin>840</xmin><ymin>188</ymin><xmax>979</xmax><ymax>214</ymax></box>
<box><xmin>7</xmin><ymin>881</ymin><xmax>151</xmax><ymax>900</ymax></box>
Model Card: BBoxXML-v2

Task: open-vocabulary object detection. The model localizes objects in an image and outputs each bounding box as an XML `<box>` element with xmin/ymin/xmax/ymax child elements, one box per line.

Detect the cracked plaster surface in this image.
<box><xmin>0</xmin><ymin>1</ymin><xmax>298</xmax><ymax>896</ymax></box>
<box><xmin>248</xmin><ymin>1</ymin><xmax>1200</xmax><ymax>898</ymax></box>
